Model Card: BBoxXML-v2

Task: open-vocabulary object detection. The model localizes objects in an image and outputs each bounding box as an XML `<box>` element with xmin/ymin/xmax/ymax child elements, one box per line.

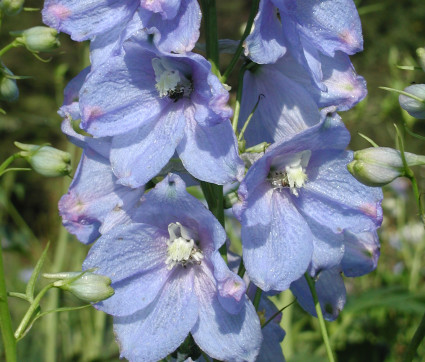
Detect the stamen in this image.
<box><xmin>152</xmin><ymin>58</ymin><xmax>192</xmax><ymax>101</ymax></box>
<box><xmin>166</xmin><ymin>222</ymin><xmax>203</xmax><ymax>270</ymax></box>
<box><xmin>268</xmin><ymin>150</ymin><xmax>311</xmax><ymax>196</ymax></box>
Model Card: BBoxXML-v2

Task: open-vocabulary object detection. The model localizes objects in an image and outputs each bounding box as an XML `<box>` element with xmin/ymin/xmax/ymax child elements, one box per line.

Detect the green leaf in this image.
<box><xmin>26</xmin><ymin>241</ymin><xmax>50</xmax><ymax>302</ymax></box>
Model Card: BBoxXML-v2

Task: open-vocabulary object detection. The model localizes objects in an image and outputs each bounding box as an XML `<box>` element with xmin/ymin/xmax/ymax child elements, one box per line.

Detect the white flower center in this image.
<box><xmin>165</xmin><ymin>222</ymin><xmax>203</xmax><ymax>270</ymax></box>
<box><xmin>152</xmin><ymin>58</ymin><xmax>192</xmax><ymax>101</ymax></box>
<box><xmin>268</xmin><ymin>150</ymin><xmax>311</xmax><ymax>196</ymax></box>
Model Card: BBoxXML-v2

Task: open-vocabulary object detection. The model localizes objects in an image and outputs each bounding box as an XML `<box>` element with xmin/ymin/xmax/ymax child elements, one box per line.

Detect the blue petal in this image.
<box><xmin>290</xmin><ymin>268</ymin><xmax>346</xmax><ymax>321</ymax></box>
<box><xmin>239</xmin><ymin>63</ymin><xmax>320</xmax><ymax>146</ymax></box>
<box><xmin>110</xmin><ymin>103</ymin><xmax>185</xmax><ymax>188</ymax></box>
<box><xmin>244</xmin><ymin>0</ymin><xmax>286</xmax><ymax>64</ymax></box>
<box><xmin>141</xmin><ymin>0</ymin><xmax>201</xmax><ymax>53</ymax></box>
<box><xmin>241</xmin><ymin>184</ymin><xmax>313</xmax><ymax>291</ymax></box>
<box><xmin>291</xmin><ymin>0</ymin><xmax>363</xmax><ymax>56</ymax></box>
<box><xmin>83</xmin><ymin>223</ymin><xmax>168</xmax><ymax>283</ymax></box>
<box><xmin>177</xmin><ymin>110</ymin><xmax>244</xmax><ymax>184</ymax></box>
<box><xmin>342</xmin><ymin>230</ymin><xmax>380</xmax><ymax>277</ymax></box>
<box><xmin>297</xmin><ymin>151</ymin><xmax>383</xmax><ymax>234</ymax></box>
<box><xmin>79</xmin><ymin>41</ymin><xmax>163</xmax><ymax>137</ymax></box>
<box><xmin>42</xmin><ymin>0</ymin><xmax>139</xmax><ymax>41</ymax></box>
<box><xmin>58</xmin><ymin>147</ymin><xmax>143</xmax><ymax>244</ymax></box>
<box><xmin>114</xmin><ymin>268</ymin><xmax>198</xmax><ymax>362</ymax></box>
<box><xmin>210</xmin><ymin>252</ymin><xmax>246</xmax><ymax>314</ymax></box>
<box><xmin>132</xmin><ymin>175</ymin><xmax>227</xmax><ymax>253</ymax></box>
<box><xmin>192</xmin><ymin>264</ymin><xmax>262</xmax><ymax>362</ymax></box>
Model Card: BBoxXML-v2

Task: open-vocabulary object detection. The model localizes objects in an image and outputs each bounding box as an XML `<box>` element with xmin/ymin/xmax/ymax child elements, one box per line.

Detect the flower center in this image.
<box><xmin>268</xmin><ymin>150</ymin><xmax>311</xmax><ymax>196</ymax></box>
<box><xmin>152</xmin><ymin>58</ymin><xmax>192</xmax><ymax>102</ymax></box>
<box><xmin>165</xmin><ymin>222</ymin><xmax>203</xmax><ymax>270</ymax></box>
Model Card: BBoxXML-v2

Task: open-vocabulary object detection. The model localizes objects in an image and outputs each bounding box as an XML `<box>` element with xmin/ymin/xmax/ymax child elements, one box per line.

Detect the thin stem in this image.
<box><xmin>305</xmin><ymin>274</ymin><xmax>335</xmax><ymax>362</ymax></box>
<box><xmin>199</xmin><ymin>1</ymin><xmax>226</xmax><ymax>262</ymax></box>
<box><xmin>237</xmin><ymin>258</ymin><xmax>245</xmax><ymax>278</ymax></box>
<box><xmin>403</xmin><ymin>312</ymin><xmax>425</xmax><ymax>362</ymax></box>
<box><xmin>0</xmin><ymin>246</ymin><xmax>17</xmax><ymax>362</ymax></box>
<box><xmin>380</xmin><ymin>86</ymin><xmax>425</xmax><ymax>103</ymax></box>
<box><xmin>200</xmin><ymin>0</ymin><xmax>220</xmax><ymax>77</ymax></box>
<box><xmin>200</xmin><ymin>181</ymin><xmax>226</xmax><ymax>262</ymax></box>
<box><xmin>14</xmin><ymin>284</ymin><xmax>54</xmax><ymax>340</ymax></box>
<box><xmin>232</xmin><ymin>63</ymin><xmax>247</xmax><ymax>133</ymax></box>
<box><xmin>0</xmin><ymin>153</ymin><xmax>21</xmax><ymax>175</ymax></box>
<box><xmin>262</xmin><ymin>298</ymin><xmax>296</xmax><ymax>329</ymax></box>
<box><xmin>238</xmin><ymin>94</ymin><xmax>263</xmax><ymax>142</ymax></box>
<box><xmin>221</xmin><ymin>0</ymin><xmax>260</xmax><ymax>83</ymax></box>
<box><xmin>0</xmin><ymin>40</ymin><xmax>20</xmax><ymax>58</ymax></box>
<box><xmin>253</xmin><ymin>287</ymin><xmax>262</xmax><ymax>310</ymax></box>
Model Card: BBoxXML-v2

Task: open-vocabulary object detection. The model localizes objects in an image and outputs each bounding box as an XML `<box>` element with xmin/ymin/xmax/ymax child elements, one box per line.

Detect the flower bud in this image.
<box><xmin>399</xmin><ymin>84</ymin><xmax>425</xmax><ymax>119</ymax></box>
<box><xmin>15</xmin><ymin>26</ymin><xmax>60</xmax><ymax>52</ymax></box>
<box><xmin>14</xmin><ymin>142</ymin><xmax>72</xmax><ymax>177</ymax></box>
<box><xmin>348</xmin><ymin>147</ymin><xmax>425</xmax><ymax>187</ymax></box>
<box><xmin>417</xmin><ymin>47</ymin><xmax>425</xmax><ymax>72</ymax></box>
<box><xmin>0</xmin><ymin>69</ymin><xmax>19</xmax><ymax>102</ymax></box>
<box><xmin>0</xmin><ymin>0</ymin><xmax>24</xmax><ymax>16</ymax></box>
<box><xmin>44</xmin><ymin>272</ymin><xmax>114</xmax><ymax>303</ymax></box>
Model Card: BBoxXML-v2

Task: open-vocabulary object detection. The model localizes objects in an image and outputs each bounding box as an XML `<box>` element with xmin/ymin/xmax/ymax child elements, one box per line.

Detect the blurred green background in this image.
<box><xmin>1</xmin><ymin>0</ymin><xmax>425</xmax><ymax>361</ymax></box>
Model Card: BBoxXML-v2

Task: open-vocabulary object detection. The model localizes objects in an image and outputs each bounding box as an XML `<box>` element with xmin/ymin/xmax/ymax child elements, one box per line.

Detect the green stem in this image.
<box><xmin>0</xmin><ymin>246</ymin><xmax>17</xmax><ymax>362</ymax></box>
<box><xmin>0</xmin><ymin>40</ymin><xmax>20</xmax><ymax>58</ymax></box>
<box><xmin>305</xmin><ymin>274</ymin><xmax>335</xmax><ymax>362</ymax></box>
<box><xmin>200</xmin><ymin>0</ymin><xmax>220</xmax><ymax>77</ymax></box>
<box><xmin>221</xmin><ymin>0</ymin><xmax>260</xmax><ymax>83</ymax></box>
<box><xmin>403</xmin><ymin>312</ymin><xmax>425</xmax><ymax>362</ymax></box>
<box><xmin>14</xmin><ymin>284</ymin><xmax>54</xmax><ymax>340</ymax></box>
<box><xmin>237</xmin><ymin>258</ymin><xmax>245</xmax><ymax>278</ymax></box>
<box><xmin>232</xmin><ymin>63</ymin><xmax>247</xmax><ymax>133</ymax></box>
<box><xmin>253</xmin><ymin>287</ymin><xmax>262</xmax><ymax>310</ymax></box>
<box><xmin>380</xmin><ymin>86</ymin><xmax>425</xmax><ymax>103</ymax></box>
<box><xmin>199</xmin><ymin>1</ymin><xmax>226</xmax><ymax>262</ymax></box>
<box><xmin>200</xmin><ymin>181</ymin><xmax>226</xmax><ymax>262</ymax></box>
<box><xmin>0</xmin><ymin>153</ymin><xmax>21</xmax><ymax>175</ymax></box>
<box><xmin>238</xmin><ymin>94</ymin><xmax>263</xmax><ymax>142</ymax></box>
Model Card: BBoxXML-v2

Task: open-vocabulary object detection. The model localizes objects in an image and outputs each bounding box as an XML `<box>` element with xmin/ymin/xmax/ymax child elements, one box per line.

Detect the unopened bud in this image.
<box><xmin>14</xmin><ymin>142</ymin><xmax>72</xmax><ymax>177</ymax></box>
<box><xmin>15</xmin><ymin>26</ymin><xmax>60</xmax><ymax>52</ymax></box>
<box><xmin>417</xmin><ymin>47</ymin><xmax>425</xmax><ymax>72</ymax></box>
<box><xmin>348</xmin><ymin>147</ymin><xmax>425</xmax><ymax>186</ymax></box>
<box><xmin>44</xmin><ymin>271</ymin><xmax>114</xmax><ymax>303</ymax></box>
<box><xmin>0</xmin><ymin>0</ymin><xmax>24</xmax><ymax>16</ymax></box>
<box><xmin>0</xmin><ymin>69</ymin><xmax>18</xmax><ymax>102</ymax></box>
<box><xmin>399</xmin><ymin>84</ymin><xmax>425</xmax><ymax>119</ymax></box>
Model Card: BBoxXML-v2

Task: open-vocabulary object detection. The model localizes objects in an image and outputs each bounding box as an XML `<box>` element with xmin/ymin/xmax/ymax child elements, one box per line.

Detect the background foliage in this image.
<box><xmin>1</xmin><ymin>0</ymin><xmax>425</xmax><ymax>360</ymax></box>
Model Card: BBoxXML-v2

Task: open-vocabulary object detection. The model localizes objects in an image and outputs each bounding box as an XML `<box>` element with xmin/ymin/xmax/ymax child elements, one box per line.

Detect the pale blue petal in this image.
<box><xmin>177</xmin><ymin>109</ymin><xmax>244</xmax><ymax>184</ymax></box>
<box><xmin>241</xmin><ymin>186</ymin><xmax>313</xmax><ymax>291</ymax></box>
<box><xmin>110</xmin><ymin>103</ymin><xmax>185</xmax><ymax>188</ymax></box>
<box><xmin>192</xmin><ymin>264</ymin><xmax>262</xmax><ymax>362</ymax></box>
<box><xmin>114</xmin><ymin>268</ymin><xmax>198</xmax><ymax>362</ymax></box>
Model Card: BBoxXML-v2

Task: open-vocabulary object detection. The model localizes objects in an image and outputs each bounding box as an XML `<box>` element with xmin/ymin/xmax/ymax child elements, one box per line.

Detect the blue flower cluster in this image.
<box><xmin>45</xmin><ymin>0</ymin><xmax>383</xmax><ymax>360</ymax></box>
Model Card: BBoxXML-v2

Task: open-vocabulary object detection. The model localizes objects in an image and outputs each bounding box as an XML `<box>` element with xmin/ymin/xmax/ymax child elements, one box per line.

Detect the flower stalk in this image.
<box><xmin>305</xmin><ymin>273</ymin><xmax>335</xmax><ymax>362</ymax></box>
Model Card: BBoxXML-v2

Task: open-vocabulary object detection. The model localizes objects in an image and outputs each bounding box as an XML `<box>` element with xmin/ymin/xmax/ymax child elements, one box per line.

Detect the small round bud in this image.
<box><xmin>14</xmin><ymin>142</ymin><xmax>72</xmax><ymax>177</ymax></box>
<box><xmin>44</xmin><ymin>272</ymin><xmax>114</xmax><ymax>303</ymax></box>
<box><xmin>17</xmin><ymin>26</ymin><xmax>60</xmax><ymax>52</ymax></box>
<box><xmin>0</xmin><ymin>0</ymin><xmax>25</xmax><ymax>16</ymax></box>
<box><xmin>348</xmin><ymin>147</ymin><xmax>425</xmax><ymax>187</ymax></box>
<box><xmin>0</xmin><ymin>69</ymin><xmax>19</xmax><ymax>102</ymax></box>
<box><xmin>399</xmin><ymin>84</ymin><xmax>425</xmax><ymax>119</ymax></box>
<box><xmin>417</xmin><ymin>47</ymin><xmax>425</xmax><ymax>72</ymax></box>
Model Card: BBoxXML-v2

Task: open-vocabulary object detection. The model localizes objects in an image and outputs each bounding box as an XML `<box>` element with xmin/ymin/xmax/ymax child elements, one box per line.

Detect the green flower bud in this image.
<box><xmin>0</xmin><ymin>0</ymin><xmax>25</xmax><ymax>16</ymax></box>
<box><xmin>348</xmin><ymin>147</ymin><xmax>425</xmax><ymax>187</ymax></box>
<box><xmin>399</xmin><ymin>84</ymin><xmax>425</xmax><ymax>119</ymax></box>
<box><xmin>14</xmin><ymin>142</ymin><xmax>72</xmax><ymax>177</ymax></box>
<box><xmin>0</xmin><ymin>68</ymin><xmax>18</xmax><ymax>102</ymax></box>
<box><xmin>15</xmin><ymin>26</ymin><xmax>60</xmax><ymax>52</ymax></box>
<box><xmin>417</xmin><ymin>47</ymin><xmax>425</xmax><ymax>72</ymax></box>
<box><xmin>44</xmin><ymin>272</ymin><xmax>114</xmax><ymax>303</ymax></box>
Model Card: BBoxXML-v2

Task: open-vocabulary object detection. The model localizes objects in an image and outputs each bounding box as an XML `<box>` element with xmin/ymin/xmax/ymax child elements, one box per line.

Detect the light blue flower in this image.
<box><xmin>83</xmin><ymin>174</ymin><xmax>262</xmax><ymax>362</ymax></box>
